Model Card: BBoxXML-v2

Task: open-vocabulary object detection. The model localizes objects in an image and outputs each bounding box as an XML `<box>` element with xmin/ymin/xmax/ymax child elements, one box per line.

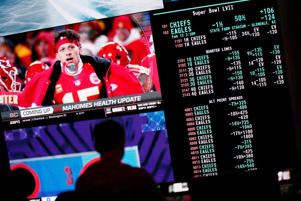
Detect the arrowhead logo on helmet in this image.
<box><xmin>110</xmin><ymin>84</ymin><xmax>118</xmax><ymax>91</ymax></box>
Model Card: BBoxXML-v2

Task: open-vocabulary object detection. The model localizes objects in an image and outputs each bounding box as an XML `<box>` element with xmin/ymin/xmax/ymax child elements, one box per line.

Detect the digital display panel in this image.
<box><xmin>151</xmin><ymin>0</ymin><xmax>296</xmax><ymax>178</ymax></box>
<box><xmin>0</xmin><ymin>0</ymin><xmax>299</xmax><ymax>200</ymax></box>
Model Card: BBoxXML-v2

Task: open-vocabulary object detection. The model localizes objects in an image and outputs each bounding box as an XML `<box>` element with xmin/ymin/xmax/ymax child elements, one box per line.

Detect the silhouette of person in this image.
<box><xmin>75</xmin><ymin>120</ymin><xmax>166</xmax><ymax>201</ymax></box>
<box><xmin>8</xmin><ymin>167</ymin><xmax>36</xmax><ymax>201</ymax></box>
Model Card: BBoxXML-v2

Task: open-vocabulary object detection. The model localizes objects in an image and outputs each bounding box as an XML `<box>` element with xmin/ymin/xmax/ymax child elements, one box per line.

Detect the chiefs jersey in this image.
<box><xmin>11</xmin><ymin>55</ymin><xmax>143</xmax><ymax>108</ymax></box>
<box><xmin>125</xmin><ymin>39</ymin><xmax>149</xmax><ymax>65</ymax></box>
<box><xmin>53</xmin><ymin>63</ymin><xmax>102</xmax><ymax>104</ymax></box>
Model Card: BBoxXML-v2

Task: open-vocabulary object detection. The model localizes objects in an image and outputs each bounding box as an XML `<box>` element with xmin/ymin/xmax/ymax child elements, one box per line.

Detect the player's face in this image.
<box><xmin>56</xmin><ymin>43</ymin><xmax>81</xmax><ymax>65</ymax></box>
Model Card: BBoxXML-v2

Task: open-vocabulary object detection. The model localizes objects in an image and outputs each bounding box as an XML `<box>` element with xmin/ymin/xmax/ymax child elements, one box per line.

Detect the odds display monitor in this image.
<box><xmin>150</xmin><ymin>0</ymin><xmax>297</xmax><ymax>178</ymax></box>
<box><xmin>0</xmin><ymin>0</ymin><xmax>299</xmax><ymax>200</ymax></box>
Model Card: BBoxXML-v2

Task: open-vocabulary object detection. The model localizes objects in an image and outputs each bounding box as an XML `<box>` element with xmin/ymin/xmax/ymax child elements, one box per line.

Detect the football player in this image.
<box><xmin>97</xmin><ymin>42</ymin><xmax>130</xmax><ymax>67</ymax></box>
<box><xmin>4</xmin><ymin>29</ymin><xmax>144</xmax><ymax>108</ymax></box>
<box><xmin>0</xmin><ymin>57</ymin><xmax>21</xmax><ymax>105</ymax></box>
<box><xmin>98</xmin><ymin>42</ymin><xmax>153</xmax><ymax>92</ymax></box>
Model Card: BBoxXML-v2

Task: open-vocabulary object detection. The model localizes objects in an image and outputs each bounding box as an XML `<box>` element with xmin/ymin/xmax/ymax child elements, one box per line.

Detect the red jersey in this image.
<box><xmin>125</xmin><ymin>39</ymin><xmax>149</xmax><ymax>65</ymax></box>
<box><xmin>8</xmin><ymin>55</ymin><xmax>144</xmax><ymax>108</ymax></box>
<box><xmin>140</xmin><ymin>54</ymin><xmax>161</xmax><ymax>91</ymax></box>
<box><xmin>54</xmin><ymin>63</ymin><xmax>102</xmax><ymax>104</ymax></box>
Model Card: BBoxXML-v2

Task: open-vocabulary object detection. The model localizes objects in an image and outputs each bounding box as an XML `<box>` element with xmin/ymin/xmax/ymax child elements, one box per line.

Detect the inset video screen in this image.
<box><xmin>4</xmin><ymin>111</ymin><xmax>174</xmax><ymax>198</ymax></box>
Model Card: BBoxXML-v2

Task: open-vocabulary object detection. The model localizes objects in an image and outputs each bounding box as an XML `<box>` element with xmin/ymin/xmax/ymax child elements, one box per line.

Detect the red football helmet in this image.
<box><xmin>0</xmin><ymin>57</ymin><xmax>21</xmax><ymax>91</ymax></box>
<box><xmin>26</xmin><ymin>61</ymin><xmax>49</xmax><ymax>83</ymax></box>
<box><xmin>97</xmin><ymin>42</ymin><xmax>130</xmax><ymax>67</ymax></box>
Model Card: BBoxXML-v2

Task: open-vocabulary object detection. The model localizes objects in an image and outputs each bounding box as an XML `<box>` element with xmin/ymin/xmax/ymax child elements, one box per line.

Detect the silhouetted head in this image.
<box><xmin>93</xmin><ymin>120</ymin><xmax>125</xmax><ymax>160</ymax></box>
<box><xmin>10</xmin><ymin>167</ymin><xmax>36</xmax><ymax>200</ymax></box>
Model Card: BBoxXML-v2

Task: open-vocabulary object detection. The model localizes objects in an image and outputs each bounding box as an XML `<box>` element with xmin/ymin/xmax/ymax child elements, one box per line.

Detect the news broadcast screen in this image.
<box><xmin>0</xmin><ymin>12</ymin><xmax>161</xmax><ymax>127</ymax></box>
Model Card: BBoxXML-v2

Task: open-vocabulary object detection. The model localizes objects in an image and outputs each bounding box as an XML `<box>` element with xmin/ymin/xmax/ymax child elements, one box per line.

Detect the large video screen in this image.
<box><xmin>4</xmin><ymin>111</ymin><xmax>174</xmax><ymax>198</ymax></box>
<box><xmin>1</xmin><ymin>0</ymin><xmax>299</xmax><ymax>200</ymax></box>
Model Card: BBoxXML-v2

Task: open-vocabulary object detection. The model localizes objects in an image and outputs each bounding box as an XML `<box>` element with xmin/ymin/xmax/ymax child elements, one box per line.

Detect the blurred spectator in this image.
<box><xmin>110</xmin><ymin>16</ymin><xmax>140</xmax><ymax>43</ymax></box>
<box><xmin>72</xmin><ymin>20</ymin><xmax>108</xmax><ymax>55</ymax></box>
<box><xmin>0</xmin><ymin>37</ymin><xmax>16</xmax><ymax>66</ymax></box>
<box><xmin>130</xmin><ymin>13</ymin><xmax>152</xmax><ymax>44</ymax></box>
<box><xmin>0</xmin><ymin>37</ymin><xmax>26</xmax><ymax>85</ymax></box>
<box><xmin>78</xmin><ymin>22</ymin><xmax>98</xmax><ymax>56</ymax></box>
<box><xmin>14</xmin><ymin>31</ymin><xmax>37</xmax><ymax>67</ymax></box>
<box><xmin>90</xmin><ymin>20</ymin><xmax>109</xmax><ymax>53</ymax></box>
<box><xmin>111</xmin><ymin>16</ymin><xmax>149</xmax><ymax>65</ymax></box>
<box><xmin>31</xmin><ymin>31</ymin><xmax>55</xmax><ymax>67</ymax></box>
